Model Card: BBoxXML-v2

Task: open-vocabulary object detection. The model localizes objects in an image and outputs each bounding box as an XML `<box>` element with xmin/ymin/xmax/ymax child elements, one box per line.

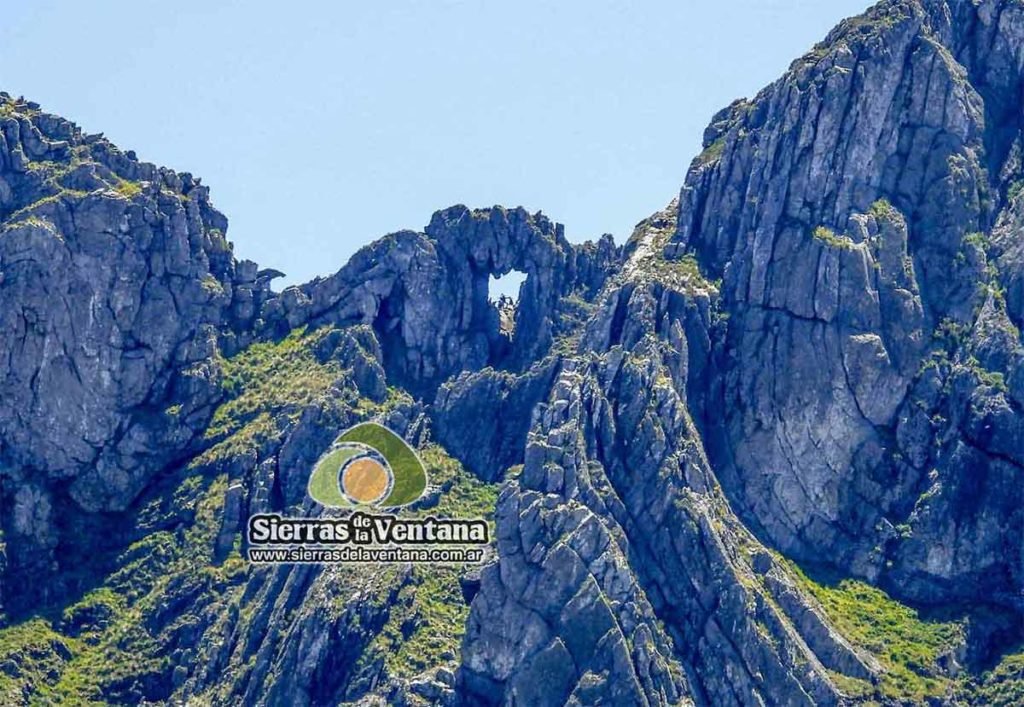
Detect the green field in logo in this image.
<box><xmin>307</xmin><ymin>423</ymin><xmax>427</xmax><ymax>508</ymax></box>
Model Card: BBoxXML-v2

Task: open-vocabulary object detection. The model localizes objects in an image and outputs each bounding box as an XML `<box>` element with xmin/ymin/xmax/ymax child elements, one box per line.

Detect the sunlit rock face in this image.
<box><xmin>667</xmin><ymin>0</ymin><xmax>1024</xmax><ymax>606</ymax></box>
<box><xmin>6</xmin><ymin>2</ymin><xmax>1024</xmax><ymax>705</ymax></box>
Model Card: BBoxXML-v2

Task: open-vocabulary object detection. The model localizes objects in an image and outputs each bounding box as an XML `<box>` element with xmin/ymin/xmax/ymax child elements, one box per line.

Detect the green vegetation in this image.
<box><xmin>677</xmin><ymin>254</ymin><xmax>704</xmax><ymax>281</ymax></box>
<box><xmin>0</xmin><ymin>473</ymin><xmax>242</xmax><ymax>704</ymax></box>
<box><xmin>697</xmin><ymin>136</ymin><xmax>726</xmax><ymax>164</ymax></box>
<box><xmin>207</xmin><ymin>228</ymin><xmax>230</xmax><ymax>251</ymax></box>
<box><xmin>967</xmin><ymin>356</ymin><xmax>1009</xmax><ymax>393</ymax></box>
<box><xmin>826</xmin><ymin>670</ymin><xmax>874</xmax><ymax>700</ymax></box>
<box><xmin>806</xmin><ymin>7</ymin><xmax>905</xmax><ymax>62</ymax></box>
<box><xmin>927</xmin><ymin>318</ymin><xmax>1011</xmax><ymax>394</ymax></box>
<box><xmin>639</xmin><ymin>250</ymin><xmax>717</xmax><ymax>297</ymax></box>
<box><xmin>200</xmin><ymin>273</ymin><xmax>224</xmax><ymax>296</ymax></box>
<box><xmin>672</xmin><ymin>253</ymin><xmax>716</xmax><ymax>295</ymax></box>
<box><xmin>417</xmin><ymin>444</ymin><xmax>497</xmax><ymax>522</ymax></box>
<box><xmin>956</xmin><ymin>230</ymin><xmax>990</xmax><ymax>267</ymax></box>
<box><xmin>102</xmin><ymin>172</ymin><xmax>144</xmax><ymax>200</ymax></box>
<box><xmin>612</xmin><ymin>208</ymin><xmax>717</xmax><ymax>298</ymax></box>
<box><xmin>789</xmin><ymin>562</ymin><xmax>965</xmax><ymax>702</ymax></box>
<box><xmin>0</xmin><ymin>619</ymin><xmax>82</xmax><ymax>705</ymax></box>
<box><xmin>0</xmin><ymin>214</ymin><xmax>59</xmax><ymax>234</ymax></box>
<box><xmin>0</xmin><ymin>100</ymin><xmax>41</xmax><ymax>120</ymax></box>
<box><xmin>934</xmin><ymin>317</ymin><xmax>970</xmax><ymax>352</ymax></box>
<box><xmin>550</xmin><ymin>293</ymin><xmax>597</xmax><ymax>357</ymax></box>
<box><xmin>5</xmin><ymin>195</ymin><xmax>66</xmax><ymax>225</ymax></box>
<box><xmin>967</xmin><ymin>649</ymin><xmax>1024</xmax><ymax>705</ymax></box>
<box><xmin>0</xmin><ymin>103</ymin><xmax>206</xmax><ymax>246</ymax></box>
<box><xmin>963</xmin><ymin>231</ymin><xmax>989</xmax><ymax>251</ymax></box>
<box><xmin>202</xmin><ymin>429</ymin><xmax>492</xmax><ymax>700</ymax></box>
<box><xmin>376</xmin><ymin>566</ymin><xmax>469</xmax><ymax>677</ymax></box>
<box><xmin>62</xmin><ymin>588</ymin><xmax>127</xmax><ymax>638</ymax></box>
<box><xmin>869</xmin><ymin>197</ymin><xmax>898</xmax><ymax>221</ymax></box>
<box><xmin>214</xmin><ymin>326</ymin><xmax>339</xmax><ymax>426</ymax></box>
<box><xmin>983</xmin><ymin>272</ymin><xmax>1009</xmax><ymax>311</ymax></box>
<box><xmin>361</xmin><ymin>444</ymin><xmax>497</xmax><ymax>677</ymax></box>
<box><xmin>0</xmin><ymin>325</ymin><xmax>499</xmax><ymax>702</ymax></box>
<box><xmin>200</xmin><ymin>326</ymin><xmax>344</xmax><ymax>464</ymax></box>
<box><xmin>812</xmin><ymin>225</ymin><xmax>854</xmax><ymax>250</ymax></box>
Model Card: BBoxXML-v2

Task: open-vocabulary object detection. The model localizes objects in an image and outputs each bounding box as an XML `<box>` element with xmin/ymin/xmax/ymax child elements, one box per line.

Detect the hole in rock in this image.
<box><xmin>488</xmin><ymin>270</ymin><xmax>527</xmax><ymax>303</ymax></box>
<box><xmin>488</xmin><ymin>270</ymin><xmax>526</xmax><ymax>338</ymax></box>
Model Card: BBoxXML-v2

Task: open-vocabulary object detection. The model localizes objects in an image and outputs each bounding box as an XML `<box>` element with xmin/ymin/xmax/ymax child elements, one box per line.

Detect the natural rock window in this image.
<box><xmin>488</xmin><ymin>270</ymin><xmax>526</xmax><ymax>336</ymax></box>
<box><xmin>488</xmin><ymin>270</ymin><xmax>526</xmax><ymax>304</ymax></box>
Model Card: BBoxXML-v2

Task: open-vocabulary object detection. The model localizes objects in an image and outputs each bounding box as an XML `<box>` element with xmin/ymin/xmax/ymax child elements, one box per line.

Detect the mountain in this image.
<box><xmin>4</xmin><ymin>0</ymin><xmax>1024</xmax><ymax>704</ymax></box>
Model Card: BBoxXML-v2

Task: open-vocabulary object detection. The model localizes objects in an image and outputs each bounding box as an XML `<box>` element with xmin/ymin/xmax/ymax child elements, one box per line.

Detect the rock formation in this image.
<box><xmin>5</xmin><ymin>1</ymin><xmax>1024</xmax><ymax>705</ymax></box>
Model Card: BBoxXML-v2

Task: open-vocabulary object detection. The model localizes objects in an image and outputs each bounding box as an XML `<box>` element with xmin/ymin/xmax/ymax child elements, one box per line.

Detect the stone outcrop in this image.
<box><xmin>0</xmin><ymin>95</ymin><xmax>238</xmax><ymax>612</ymax></box>
<box><xmin>8</xmin><ymin>1</ymin><xmax>1024</xmax><ymax>705</ymax></box>
<box><xmin>260</xmin><ymin>205</ymin><xmax>620</xmax><ymax>396</ymax></box>
<box><xmin>667</xmin><ymin>0</ymin><xmax>1024</xmax><ymax>609</ymax></box>
<box><xmin>460</xmin><ymin>214</ymin><xmax>881</xmax><ymax>706</ymax></box>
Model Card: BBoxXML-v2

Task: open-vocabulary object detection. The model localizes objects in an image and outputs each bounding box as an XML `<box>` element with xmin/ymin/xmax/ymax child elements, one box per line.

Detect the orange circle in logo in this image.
<box><xmin>341</xmin><ymin>457</ymin><xmax>390</xmax><ymax>504</ymax></box>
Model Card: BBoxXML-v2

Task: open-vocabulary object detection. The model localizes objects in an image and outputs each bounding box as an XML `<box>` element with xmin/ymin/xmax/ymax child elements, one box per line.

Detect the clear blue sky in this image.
<box><xmin>1</xmin><ymin>0</ymin><xmax>869</xmax><ymax>287</ymax></box>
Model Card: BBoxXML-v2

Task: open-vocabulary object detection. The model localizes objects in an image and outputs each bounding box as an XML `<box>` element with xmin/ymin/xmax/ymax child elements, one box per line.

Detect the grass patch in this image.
<box><xmin>697</xmin><ymin>136</ymin><xmax>726</xmax><ymax>164</ymax></box>
<box><xmin>199</xmin><ymin>326</ymin><xmax>345</xmax><ymax>464</ymax></box>
<box><xmin>361</xmin><ymin>445</ymin><xmax>497</xmax><ymax>677</ymax></box>
<box><xmin>973</xmin><ymin>364</ymin><xmax>1008</xmax><ymax>393</ymax></box>
<box><xmin>381</xmin><ymin>567</ymin><xmax>469</xmax><ymax>677</ymax></box>
<box><xmin>963</xmin><ymin>231</ymin><xmax>989</xmax><ymax>251</ymax></box>
<box><xmin>869</xmin><ymin>198</ymin><xmax>898</xmax><ymax>221</ymax></box>
<box><xmin>550</xmin><ymin>293</ymin><xmax>598</xmax><ymax>357</ymax></box>
<box><xmin>201</xmin><ymin>274</ymin><xmax>224</xmax><ymax>296</ymax></box>
<box><xmin>0</xmin><ymin>472</ymin><xmax>242</xmax><ymax>704</ymax></box>
<box><xmin>0</xmin><ymin>619</ymin><xmax>82</xmax><ymax>705</ymax></box>
<box><xmin>418</xmin><ymin>444</ymin><xmax>498</xmax><ymax>521</ymax></box>
<box><xmin>211</xmin><ymin>326</ymin><xmax>341</xmax><ymax>436</ymax></box>
<box><xmin>635</xmin><ymin>251</ymin><xmax>717</xmax><ymax>297</ymax></box>
<box><xmin>813</xmin><ymin>225</ymin><xmax>854</xmax><ymax>250</ymax></box>
<box><xmin>111</xmin><ymin>176</ymin><xmax>142</xmax><ymax>199</ymax></box>
<box><xmin>789</xmin><ymin>562</ymin><xmax>964</xmax><ymax>702</ymax></box>
<box><xmin>62</xmin><ymin>588</ymin><xmax>127</xmax><ymax>639</ymax></box>
<box><xmin>0</xmin><ymin>318</ymin><xmax>500</xmax><ymax>702</ymax></box>
<box><xmin>968</xmin><ymin>649</ymin><xmax>1024</xmax><ymax>705</ymax></box>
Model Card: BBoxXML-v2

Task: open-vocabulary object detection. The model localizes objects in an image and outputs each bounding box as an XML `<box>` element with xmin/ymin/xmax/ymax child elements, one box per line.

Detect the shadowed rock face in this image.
<box><xmin>7</xmin><ymin>1</ymin><xmax>1024</xmax><ymax>705</ymax></box>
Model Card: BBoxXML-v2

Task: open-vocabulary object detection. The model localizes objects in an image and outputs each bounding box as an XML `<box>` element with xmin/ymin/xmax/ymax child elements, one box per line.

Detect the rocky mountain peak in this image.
<box><xmin>5</xmin><ymin>2</ymin><xmax>1024</xmax><ymax>705</ymax></box>
<box><xmin>663</xmin><ymin>0</ymin><xmax>1024</xmax><ymax>609</ymax></box>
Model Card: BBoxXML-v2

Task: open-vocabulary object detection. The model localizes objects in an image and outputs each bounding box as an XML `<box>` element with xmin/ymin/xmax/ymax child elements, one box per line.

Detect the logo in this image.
<box><xmin>307</xmin><ymin>422</ymin><xmax>427</xmax><ymax>508</ymax></box>
<box><xmin>245</xmin><ymin>422</ymin><xmax>490</xmax><ymax>565</ymax></box>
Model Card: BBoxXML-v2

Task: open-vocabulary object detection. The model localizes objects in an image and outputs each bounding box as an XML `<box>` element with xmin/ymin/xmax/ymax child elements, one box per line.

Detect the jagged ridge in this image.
<box><xmin>5</xmin><ymin>1</ymin><xmax>1024</xmax><ymax>705</ymax></box>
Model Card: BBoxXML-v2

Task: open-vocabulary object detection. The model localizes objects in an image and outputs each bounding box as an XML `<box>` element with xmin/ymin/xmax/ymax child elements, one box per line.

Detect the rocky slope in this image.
<box><xmin>5</xmin><ymin>0</ymin><xmax>1024</xmax><ymax>705</ymax></box>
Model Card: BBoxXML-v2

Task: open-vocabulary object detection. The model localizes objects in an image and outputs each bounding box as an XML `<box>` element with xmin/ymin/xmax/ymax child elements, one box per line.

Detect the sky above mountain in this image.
<box><xmin>1</xmin><ymin>0</ymin><xmax>868</xmax><ymax>287</ymax></box>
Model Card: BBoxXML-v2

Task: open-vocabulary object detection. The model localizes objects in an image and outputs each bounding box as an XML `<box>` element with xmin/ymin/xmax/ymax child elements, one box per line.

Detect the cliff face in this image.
<box><xmin>675</xmin><ymin>0</ymin><xmax>1024</xmax><ymax>608</ymax></box>
<box><xmin>5</xmin><ymin>1</ymin><xmax>1024</xmax><ymax>705</ymax></box>
<box><xmin>0</xmin><ymin>100</ymin><xmax>229</xmax><ymax>613</ymax></box>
